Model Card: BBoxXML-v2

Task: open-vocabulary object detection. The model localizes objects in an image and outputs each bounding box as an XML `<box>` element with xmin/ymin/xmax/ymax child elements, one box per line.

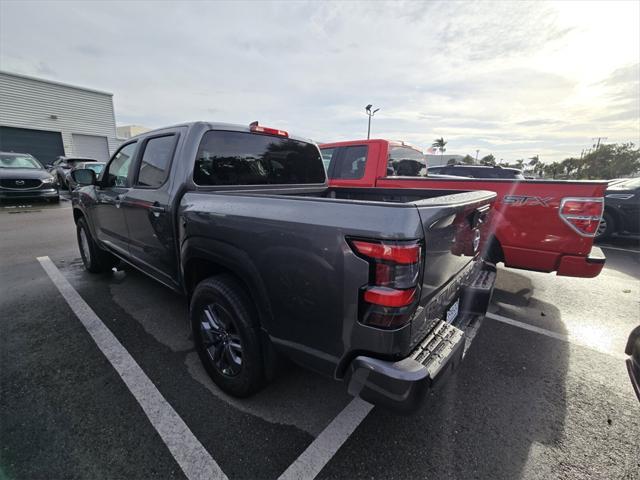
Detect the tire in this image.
<box><xmin>76</xmin><ymin>217</ymin><xmax>117</xmax><ymax>273</ymax></box>
<box><xmin>596</xmin><ymin>211</ymin><xmax>616</xmax><ymax>240</ymax></box>
<box><xmin>191</xmin><ymin>275</ymin><xmax>267</xmax><ymax>397</ymax></box>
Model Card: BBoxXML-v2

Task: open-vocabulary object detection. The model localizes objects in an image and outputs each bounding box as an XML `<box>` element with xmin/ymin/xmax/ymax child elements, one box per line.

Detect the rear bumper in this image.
<box><xmin>346</xmin><ymin>262</ymin><xmax>496</xmax><ymax>413</ymax></box>
<box><xmin>0</xmin><ymin>188</ymin><xmax>59</xmax><ymax>201</ymax></box>
<box><xmin>556</xmin><ymin>246</ymin><xmax>606</xmax><ymax>278</ymax></box>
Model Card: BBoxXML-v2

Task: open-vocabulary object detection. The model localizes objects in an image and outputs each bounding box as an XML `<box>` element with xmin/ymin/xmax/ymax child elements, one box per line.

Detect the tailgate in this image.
<box><xmin>412</xmin><ymin>190</ymin><xmax>496</xmax><ymax>323</ymax></box>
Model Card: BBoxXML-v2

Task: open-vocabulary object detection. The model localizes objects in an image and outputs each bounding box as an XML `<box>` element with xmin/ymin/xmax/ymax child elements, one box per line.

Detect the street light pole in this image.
<box><xmin>365</xmin><ymin>104</ymin><xmax>380</xmax><ymax>139</ymax></box>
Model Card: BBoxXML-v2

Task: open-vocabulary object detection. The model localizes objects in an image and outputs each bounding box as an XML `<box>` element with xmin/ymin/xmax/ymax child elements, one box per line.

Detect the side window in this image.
<box><xmin>137</xmin><ymin>135</ymin><xmax>176</xmax><ymax>187</ymax></box>
<box><xmin>104</xmin><ymin>142</ymin><xmax>137</xmax><ymax>188</ymax></box>
<box><xmin>329</xmin><ymin>146</ymin><xmax>368</xmax><ymax>180</ymax></box>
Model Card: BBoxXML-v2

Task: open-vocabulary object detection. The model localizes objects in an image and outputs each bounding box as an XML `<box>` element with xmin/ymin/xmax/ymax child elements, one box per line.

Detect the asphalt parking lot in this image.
<box><xmin>1</xmin><ymin>197</ymin><xmax>639</xmax><ymax>480</ymax></box>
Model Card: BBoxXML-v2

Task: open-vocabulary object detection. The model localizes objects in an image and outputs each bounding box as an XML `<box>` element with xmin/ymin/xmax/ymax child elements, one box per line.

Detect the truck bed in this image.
<box><xmin>180</xmin><ymin>185</ymin><xmax>495</xmax><ymax>376</ymax></box>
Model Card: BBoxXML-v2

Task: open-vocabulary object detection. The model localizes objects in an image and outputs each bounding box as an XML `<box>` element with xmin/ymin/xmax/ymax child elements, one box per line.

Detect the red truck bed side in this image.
<box><xmin>321</xmin><ymin>139</ymin><xmax>607</xmax><ymax>278</ymax></box>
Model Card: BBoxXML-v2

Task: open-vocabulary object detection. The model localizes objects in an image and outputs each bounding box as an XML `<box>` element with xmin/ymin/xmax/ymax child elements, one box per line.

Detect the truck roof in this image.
<box><xmin>128</xmin><ymin>121</ymin><xmax>316</xmax><ymax>145</ymax></box>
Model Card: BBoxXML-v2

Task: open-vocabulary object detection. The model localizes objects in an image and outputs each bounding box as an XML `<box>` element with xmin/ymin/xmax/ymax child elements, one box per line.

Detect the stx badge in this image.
<box><xmin>502</xmin><ymin>195</ymin><xmax>553</xmax><ymax>206</ymax></box>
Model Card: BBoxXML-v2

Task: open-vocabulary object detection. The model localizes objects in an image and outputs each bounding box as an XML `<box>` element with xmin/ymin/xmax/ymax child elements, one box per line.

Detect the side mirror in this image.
<box><xmin>71</xmin><ymin>168</ymin><xmax>97</xmax><ymax>186</ymax></box>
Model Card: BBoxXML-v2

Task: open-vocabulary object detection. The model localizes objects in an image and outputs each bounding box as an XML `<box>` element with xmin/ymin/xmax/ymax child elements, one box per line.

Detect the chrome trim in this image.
<box><xmin>606</xmin><ymin>193</ymin><xmax>635</xmax><ymax>200</ymax></box>
<box><xmin>0</xmin><ymin>179</ymin><xmax>44</xmax><ymax>191</ymax></box>
<box><xmin>558</xmin><ymin>197</ymin><xmax>604</xmax><ymax>238</ymax></box>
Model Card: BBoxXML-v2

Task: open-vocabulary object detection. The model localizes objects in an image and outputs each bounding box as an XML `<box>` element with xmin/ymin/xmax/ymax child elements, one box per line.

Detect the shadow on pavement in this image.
<box><xmin>319</xmin><ymin>269</ymin><xmax>569</xmax><ymax>480</ymax></box>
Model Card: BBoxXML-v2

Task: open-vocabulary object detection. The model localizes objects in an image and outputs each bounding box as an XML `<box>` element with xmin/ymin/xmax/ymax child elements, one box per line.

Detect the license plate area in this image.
<box><xmin>446</xmin><ymin>298</ymin><xmax>460</xmax><ymax>324</ymax></box>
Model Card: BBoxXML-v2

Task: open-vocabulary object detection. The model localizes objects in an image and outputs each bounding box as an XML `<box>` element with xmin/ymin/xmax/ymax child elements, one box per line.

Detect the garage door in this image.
<box><xmin>0</xmin><ymin>126</ymin><xmax>65</xmax><ymax>166</ymax></box>
<box><xmin>72</xmin><ymin>134</ymin><xmax>110</xmax><ymax>161</ymax></box>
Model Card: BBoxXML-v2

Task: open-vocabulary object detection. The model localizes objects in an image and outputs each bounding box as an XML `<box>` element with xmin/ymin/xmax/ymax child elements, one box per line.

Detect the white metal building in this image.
<box><xmin>0</xmin><ymin>70</ymin><xmax>119</xmax><ymax>165</ymax></box>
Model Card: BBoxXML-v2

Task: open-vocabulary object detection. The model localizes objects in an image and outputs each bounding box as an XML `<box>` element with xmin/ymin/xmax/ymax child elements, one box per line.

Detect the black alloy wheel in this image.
<box><xmin>199</xmin><ymin>302</ymin><xmax>243</xmax><ymax>377</ymax></box>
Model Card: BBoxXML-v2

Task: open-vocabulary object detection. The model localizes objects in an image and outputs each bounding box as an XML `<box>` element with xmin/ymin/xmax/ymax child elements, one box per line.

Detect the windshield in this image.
<box><xmin>0</xmin><ymin>154</ymin><xmax>43</xmax><ymax>169</ymax></box>
<box><xmin>387</xmin><ymin>146</ymin><xmax>426</xmax><ymax>177</ymax></box>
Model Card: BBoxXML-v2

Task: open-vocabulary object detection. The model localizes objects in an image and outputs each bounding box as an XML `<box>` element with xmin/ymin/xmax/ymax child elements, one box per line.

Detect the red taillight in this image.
<box><xmin>351</xmin><ymin>240</ymin><xmax>420</xmax><ymax>264</ymax></box>
<box><xmin>559</xmin><ymin>197</ymin><xmax>604</xmax><ymax>237</ymax></box>
<box><xmin>349</xmin><ymin>238</ymin><xmax>422</xmax><ymax>329</ymax></box>
<box><xmin>363</xmin><ymin>287</ymin><xmax>417</xmax><ymax>307</ymax></box>
<box><xmin>249</xmin><ymin>121</ymin><xmax>288</xmax><ymax>137</ymax></box>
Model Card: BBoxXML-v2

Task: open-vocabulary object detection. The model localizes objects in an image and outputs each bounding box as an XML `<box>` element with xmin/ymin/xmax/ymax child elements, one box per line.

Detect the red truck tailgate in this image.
<box><xmin>375</xmin><ymin>177</ymin><xmax>607</xmax><ymax>277</ymax></box>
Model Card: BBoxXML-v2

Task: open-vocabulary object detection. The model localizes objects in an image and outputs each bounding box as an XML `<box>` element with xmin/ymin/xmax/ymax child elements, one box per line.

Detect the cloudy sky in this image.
<box><xmin>1</xmin><ymin>0</ymin><xmax>638</xmax><ymax>162</ymax></box>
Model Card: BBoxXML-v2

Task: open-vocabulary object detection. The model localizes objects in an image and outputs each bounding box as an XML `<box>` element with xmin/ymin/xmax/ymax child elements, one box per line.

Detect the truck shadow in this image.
<box><xmin>63</xmin><ymin>260</ymin><xmax>352</xmax><ymax>438</ymax></box>
<box><xmin>326</xmin><ymin>268</ymin><xmax>570</xmax><ymax>480</ymax></box>
<box><xmin>65</xmin><ymin>259</ymin><xmax>569</xmax><ymax>479</ymax></box>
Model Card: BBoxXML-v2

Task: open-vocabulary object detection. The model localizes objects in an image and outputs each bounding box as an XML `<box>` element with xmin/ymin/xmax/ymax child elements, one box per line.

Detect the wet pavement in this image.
<box><xmin>1</xmin><ymin>198</ymin><xmax>638</xmax><ymax>479</ymax></box>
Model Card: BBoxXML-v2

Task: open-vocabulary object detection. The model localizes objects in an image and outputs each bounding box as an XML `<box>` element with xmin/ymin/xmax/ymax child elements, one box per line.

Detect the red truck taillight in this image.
<box><xmin>559</xmin><ymin>197</ymin><xmax>604</xmax><ymax>237</ymax></box>
<box><xmin>349</xmin><ymin>238</ymin><xmax>422</xmax><ymax>329</ymax></box>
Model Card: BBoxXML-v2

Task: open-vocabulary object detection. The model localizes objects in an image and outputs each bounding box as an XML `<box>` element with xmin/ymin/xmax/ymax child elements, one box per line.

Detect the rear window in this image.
<box><xmin>194</xmin><ymin>130</ymin><xmax>325</xmax><ymax>186</ymax></box>
<box><xmin>326</xmin><ymin>145</ymin><xmax>368</xmax><ymax>180</ymax></box>
<box><xmin>387</xmin><ymin>146</ymin><xmax>426</xmax><ymax>177</ymax></box>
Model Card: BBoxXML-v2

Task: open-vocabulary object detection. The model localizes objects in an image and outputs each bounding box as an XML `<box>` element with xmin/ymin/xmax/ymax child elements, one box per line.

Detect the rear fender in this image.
<box><xmin>180</xmin><ymin>236</ymin><xmax>275</xmax><ymax>330</ymax></box>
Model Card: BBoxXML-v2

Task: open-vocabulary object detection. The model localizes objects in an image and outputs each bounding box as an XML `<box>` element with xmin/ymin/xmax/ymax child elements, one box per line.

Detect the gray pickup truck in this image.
<box><xmin>71</xmin><ymin>121</ymin><xmax>497</xmax><ymax>411</ymax></box>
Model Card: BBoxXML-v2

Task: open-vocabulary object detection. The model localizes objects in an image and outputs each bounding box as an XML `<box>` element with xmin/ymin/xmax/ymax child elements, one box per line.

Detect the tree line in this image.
<box><xmin>505</xmin><ymin>143</ymin><xmax>639</xmax><ymax>179</ymax></box>
<box><xmin>434</xmin><ymin>137</ymin><xmax>639</xmax><ymax>179</ymax></box>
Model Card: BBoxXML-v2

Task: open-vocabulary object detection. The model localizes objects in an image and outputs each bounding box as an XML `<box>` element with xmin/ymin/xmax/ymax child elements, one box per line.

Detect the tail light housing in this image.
<box><xmin>559</xmin><ymin>197</ymin><xmax>604</xmax><ymax>237</ymax></box>
<box><xmin>349</xmin><ymin>238</ymin><xmax>422</xmax><ymax>329</ymax></box>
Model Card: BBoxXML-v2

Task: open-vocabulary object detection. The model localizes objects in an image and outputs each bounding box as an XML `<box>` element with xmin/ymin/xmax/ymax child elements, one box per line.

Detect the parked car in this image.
<box><xmin>70</xmin><ymin>121</ymin><xmax>497</xmax><ymax>412</ymax></box>
<box><xmin>67</xmin><ymin>161</ymin><xmax>105</xmax><ymax>191</ymax></box>
<box><xmin>428</xmin><ymin>164</ymin><xmax>525</xmax><ymax>179</ymax></box>
<box><xmin>626</xmin><ymin>326</ymin><xmax>640</xmax><ymax>402</ymax></box>
<box><xmin>320</xmin><ymin>139</ymin><xmax>607</xmax><ymax>278</ymax></box>
<box><xmin>0</xmin><ymin>151</ymin><xmax>59</xmax><ymax>203</ymax></box>
<box><xmin>48</xmin><ymin>157</ymin><xmax>98</xmax><ymax>189</ymax></box>
<box><xmin>596</xmin><ymin>177</ymin><xmax>640</xmax><ymax>240</ymax></box>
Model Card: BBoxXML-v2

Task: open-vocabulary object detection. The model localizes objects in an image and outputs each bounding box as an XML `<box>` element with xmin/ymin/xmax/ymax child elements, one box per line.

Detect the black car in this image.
<box><xmin>596</xmin><ymin>177</ymin><xmax>640</xmax><ymax>240</ymax></box>
<box><xmin>66</xmin><ymin>161</ymin><xmax>105</xmax><ymax>191</ymax></box>
<box><xmin>48</xmin><ymin>156</ymin><xmax>98</xmax><ymax>189</ymax></box>
<box><xmin>0</xmin><ymin>151</ymin><xmax>59</xmax><ymax>203</ymax></box>
<box><xmin>626</xmin><ymin>326</ymin><xmax>640</xmax><ymax>402</ymax></box>
<box><xmin>428</xmin><ymin>164</ymin><xmax>525</xmax><ymax>179</ymax></box>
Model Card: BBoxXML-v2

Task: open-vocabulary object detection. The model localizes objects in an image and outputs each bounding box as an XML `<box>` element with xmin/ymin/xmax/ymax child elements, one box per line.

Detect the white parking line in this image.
<box><xmin>599</xmin><ymin>245</ymin><xmax>640</xmax><ymax>254</ymax></box>
<box><xmin>486</xmin><ymin>312</ymin><xmax>625</xmax><ymax>359</ymax></box>
<box><xmin>486</xmin><ymin>312</ymin><xmax>569</xmax><ymax>342</ymax></box>
<box><xmin>37</xmin><ymin>256</ymin><xmax>227</xmax><ymax>480</ymax></box>
<box><xmin>278</xmin><ymin>396</ymin><xmax>373</xmax><ymax>480</ymax></box>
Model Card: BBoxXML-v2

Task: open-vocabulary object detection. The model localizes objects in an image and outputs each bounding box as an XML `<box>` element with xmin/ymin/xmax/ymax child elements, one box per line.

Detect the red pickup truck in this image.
<box><xmin>320</xmin><ymin>139</ymin><xmax>607</xmax><ymax>278</ymax></box>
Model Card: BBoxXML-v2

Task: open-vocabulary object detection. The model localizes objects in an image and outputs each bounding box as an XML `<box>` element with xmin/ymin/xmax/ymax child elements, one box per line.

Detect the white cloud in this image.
<box><xmin>1</xmin><ymin>0</ymin><xmax>638</xmax><ymax>162</ymax></box>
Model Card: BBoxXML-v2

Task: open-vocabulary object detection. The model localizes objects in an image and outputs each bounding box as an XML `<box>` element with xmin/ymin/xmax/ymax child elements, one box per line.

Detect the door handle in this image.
<box><xmin>150</xmin><ymin>203</ymin><xmax>165</xmax><ymax>217</ymax></box>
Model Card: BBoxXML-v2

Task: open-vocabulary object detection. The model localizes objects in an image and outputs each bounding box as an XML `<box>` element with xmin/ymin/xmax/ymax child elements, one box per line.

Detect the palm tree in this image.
<box><xmin>432</xmin><ymin>137</ymin><xmax>447</xmax><ymax>157</ymax></box>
